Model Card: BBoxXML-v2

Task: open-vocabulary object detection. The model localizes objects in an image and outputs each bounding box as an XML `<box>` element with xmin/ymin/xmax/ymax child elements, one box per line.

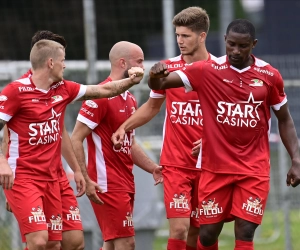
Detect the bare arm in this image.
<box><xmin>148</xmin><ymin>62</ymin><xmax>184</xmax><ymax>90</ymax></box>
<box><xmin>111</xmin><ymin>97</ymin><xmax>165</xmax><ymax>147</ymax></box>
<box><xmin>77</xmin><ymin>67</ymin><xmax>144</xmax><ymax>101</ymax></box>
<box><xmin>2</xmin><ymin>125</ymin><xmax>9</xmax><ymax>156</ymax></box>
<box><xmin>71</xmin><ymin>121</ymin><xmax>104</xmax><ymax>204</ymax></box>
<box><xmin>131</xmin><ymin>138</ymin><xmax>163</xmax><ymax>185</ymax></box>
<box><xmin>61</xmin><ymin>126</ymin><xmax>86</xmax><ymax>197</ymax></box>
<box><xmin>273</xmin><ymin>103</ymin><xmax>300</xmax><ymax>187</ymax></box>
<box><xmin>0</xmin><ymin>119</ymin><xmax>14</xmax><ymax>189</ymax></box>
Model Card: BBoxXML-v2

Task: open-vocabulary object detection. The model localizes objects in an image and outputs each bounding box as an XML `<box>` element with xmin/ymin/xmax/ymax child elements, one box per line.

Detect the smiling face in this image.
<box><xmin>175</xmin><ymin>26</ymin><xmax>204</xmax><ymax>56</ymax></box>
<box><xmin>225</xmin><ymin>30</ymin><xmax>258</xmax><ymax>69</ymax></box>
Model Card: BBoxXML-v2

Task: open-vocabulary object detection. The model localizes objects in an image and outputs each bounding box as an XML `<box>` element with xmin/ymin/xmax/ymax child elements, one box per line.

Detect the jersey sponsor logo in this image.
<box><xmin>170</xmin><ymin>101</ymin><xmax>203</xmax><ymax>126</ymax></box>
<box><xmin>223</xmin><ymin>79</ymin><xmax>233</xmax><ymax>83</ymax></box>
<box><xmin>28</xmin><ymin>206</ymin><xmax>46</xmax><ymax>224</ymax></box>
<box><xmin>119</xmin><ymin>109</ymin><xmax>125</xmax><ymax>112</ymax></box>
<box><xmin>123</xmin><ymin>212</ymin><xmax>133</xmax><ymax>227</ymax></box>
<box><xmin>49</xmin><ymin>214</ymin><xmax>62</xmax><ymax>231</ymax></box>
<box><xmin>28</xmin><ymin>108</ymin><xmax>61</xmax><ymax>145</ymax></box>
<box><xmin>253</xmin><ymin>67</ymin><xmax>274</xmax><ymax>76</ymax></box>
<box><xmin>85</xmin><ymin>100</ymin><xmax>98</xmax><ymax>108</ymax></box>
<box><xmin>131</xmin><ymin>107</ymin><xmax>136</xmax><ymax>114</ymax></box>
<box><xmin>170</xmin><ymin>193</ymin><xmax>189</xmax><ymax>210</ymax></box>
<box><xmin>51</xmin><ymin>95</ymin><xmax>63</xmax><ymax>104</ymax></box>
<box><xmin>32</xmin><ymin>98</ymin><xmax>39</xmax><ymax>103</ymax></box>
<box><xmin>50</xmin><ymin>81</ymin><xmax>64</xmax><ymax>89</ymax></box>
<box><xmin>167</xmin><ymin>63</ymin><xmax>184</xmax><ymax>69</ymax></box>
<box><xmin>216</xmin><ymin>92</ymin><xmax>263</xmax><ymax>128</ymax></box>
<box><xmin>242</xmin><ymin>196</ymin><xmax>264</xmax><ymax>216</ymax></box>
<box><xmin>18</xmin><ymin>86</ymin><xmax>34</xmax><ymax>92</ymax></box>
<box><xmin>113</xmin><ymin>131</ymin><xmax>134</xmax><ymax>155</ymax></box>
<box><xmin>0</xmin><ymin>95</ymin><xmax>8</xmax><ymax>101</ymax></box>
<box><xmin>66</xmin><ymin>206</ymin><xmax>81</xmax><ymax>221</ymax></box>
<box><xmin>211</xmin><ymin>63</ymin><xmax>228</xmax><ymax>70</ymax></box>
<box><xmin>249</xmin><ymin>79</ymin><xmax>263</xmax><ymax>86</ymax></box>
<box><xmin>81</xmin><ymin>107</ymin><xmax>94</xmax><ymax>117</ymax></box>
<box><xmin>199</xmin><ymin>198</ymin><xmax>223</xmax><ymax>217</ymax></box>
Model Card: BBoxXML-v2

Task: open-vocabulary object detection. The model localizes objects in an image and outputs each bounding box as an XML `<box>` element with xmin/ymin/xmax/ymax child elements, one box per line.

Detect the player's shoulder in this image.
<box><xmin>252</xmin><ymin>56</ymin><xmax>280</xmax><ymax>78</ymax></box>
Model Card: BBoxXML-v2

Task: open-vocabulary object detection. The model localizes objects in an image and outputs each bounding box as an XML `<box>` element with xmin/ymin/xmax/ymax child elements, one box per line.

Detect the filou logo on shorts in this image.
<box><xmin>199</xmin><ymin>198</ymin><xmax>223</xmax><ymax>217</ymax></box>
<box><xmin>28</xmin><ymin>206</ymin><xmax>46</xmax><ymax>223</ymax></box>
<box><xmin>123</xmin><ymin>212</ymin><xmax>133</xmax><ymax>227</ymax></box>
<box><xmin>190</xmin><ymin>207</ymin><xmax>199</xmax><ymax>219</ymax></box>
<box><xmin>170</xmin><ymin>193</ymin><xmax>189</xmax><ymax>210</ymax></box>
<box><xmin>66</xmin><ymin>206</ymin><xmax>81</xmax><ymax>221</ymax></box>
<box><xmin>242</xmin><ymin>197</ymin><xmax>264</xmax><ymax>216</ymax></box>
<box><xmin>49</xmin><ymin>214</ymin><xmax>63</xmax><ymax>231</ymax></box>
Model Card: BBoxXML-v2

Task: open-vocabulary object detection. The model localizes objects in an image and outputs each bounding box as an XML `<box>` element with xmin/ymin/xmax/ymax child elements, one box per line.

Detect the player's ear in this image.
<box><xmin>252</xmin><ymin>39</ymin><xmax>258</xmax><ymax>49</ymax></box>
<box><xmin>120</xmin><ymin>58</ymin><xmax>126</xmax><ymax>69</ymax></box>
<box><xmin>48</xmin><ymin>58</ymin><xmax>54</xmax><ymax>69</ymax></box>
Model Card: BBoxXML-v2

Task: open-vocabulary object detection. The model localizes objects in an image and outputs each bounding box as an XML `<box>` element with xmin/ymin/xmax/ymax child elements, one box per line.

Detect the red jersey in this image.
<box><xmin>77</xmin><ymin>77</ymin><xmax>137</xmax><ymax>193</ymax></box>
<box><xmin>175</xmin><ymin>55</ymin><xmax>286</xmax><ymax>176</ymax></box>
<box><xmin>18</xmin><ymin>70</ymin><xmax>69</xmax><ymax>182</ymax></box>
<box><xmin>150</xmin><ymin>54</ymin><xmax>216</xmax><ymax>170</ymax></box>
<box><xmin>0</xmin><ymin>76</ymin><xmax>86</xmax><ymax>180</ymax></box>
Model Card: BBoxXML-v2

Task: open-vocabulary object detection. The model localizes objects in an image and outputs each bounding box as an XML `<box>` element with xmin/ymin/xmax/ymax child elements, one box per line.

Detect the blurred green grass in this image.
<box><xmin>153</xmin><ymin>210</ymin><xmax>300</xmax><ymax>250</ymax></box>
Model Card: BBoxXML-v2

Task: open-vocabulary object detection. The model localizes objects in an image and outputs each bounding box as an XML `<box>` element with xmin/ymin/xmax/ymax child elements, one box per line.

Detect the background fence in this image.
<box><xmin>1</xmin><ymin>0</ymin><xmax>300</xmax><ymax>249</ymax></box>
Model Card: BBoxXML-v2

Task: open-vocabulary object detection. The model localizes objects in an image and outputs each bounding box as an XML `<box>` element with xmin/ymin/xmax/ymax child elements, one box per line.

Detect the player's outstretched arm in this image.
<box><xmin>71</xmin><ymin>121</ymin><xmax>104</xmax><ymax>205</ymax></box>
<box><xmin>61</xmin><ymin>126</ymin><xmax>86</xmax><ymax>197</ymax></box>
<box><xmin>78</xmin><ymin>67</ymin><xmax>144</xmax><ymax>101</ymax></box>
<box><xmin>148</xmin><ymin>62</ymin><xmax>184</xmax><ymax>90</ymax></box>
<box><xmin>111</xmin><ymin>97</ymin><xmax>165</xmax><ymax>148</ymax></box>
<box><xmin>131</xmin><ymin>138</ymin><xmax>163</xmax><ymax>186</ymax></box>
<box><xmin>273</xmin><ymin>104</ymin><xmax>300</xmax><ymax>187</ymax></box>
<box><xmin>0</xmin><ymin>119</ymin><xmax>14</xmax><ymax>189</ymax></box>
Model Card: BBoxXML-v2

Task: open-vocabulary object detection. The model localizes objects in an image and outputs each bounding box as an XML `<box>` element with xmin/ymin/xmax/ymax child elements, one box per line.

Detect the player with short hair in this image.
<box><xmin>0</xmin><ymin>39</ymin><xmax>144</xmax><ymax>250</ymax></box>
<box><xmin>71</xmin><ymin>41</ymin><xmax>163</xmax><ymax>250</ymax></box>
<box><xmin>148</xmin><ymin>19</ymin><xmax>300</xmax><ymax>250</ymax></box>
<box><xmin>2</xmin><ymin>30</ymin><xmax>86</xmax><ymax>250</ymax></box>
<box><xmin>111</xmin><ymin>7</ymin><xmax>214</xmax><ymax>250</ymax></box>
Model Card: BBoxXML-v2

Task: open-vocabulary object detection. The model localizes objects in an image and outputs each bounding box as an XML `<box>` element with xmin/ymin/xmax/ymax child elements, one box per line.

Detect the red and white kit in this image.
<box><xmin>151</xmin><ymin>54</ymin><xmax>216</xmax><ymax>227</ymax></box>
<box><xmin>0</xmin><ymin>76</ymin><xmax>86</xmax><ymax>240</ymax></box>
<box><xmin>77</xmin><ymin>77</ymin><xmax>137</xmax><ymax>241</ymax></box>
<box><xmin>176</xmin><ymin>55</ymin><xmax>286</xmax><ymax>224</ymax></box>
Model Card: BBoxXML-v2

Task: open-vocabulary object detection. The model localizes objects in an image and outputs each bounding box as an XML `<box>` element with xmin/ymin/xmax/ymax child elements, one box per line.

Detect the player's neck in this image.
<box><xmin>31</xmin><ymin>71</ymin><xmax>53</xmax><ymax>91</ymax></box>
<box><xmin>182</xmin><ymin>48</ymin><xmax>209</xmax><ymax>64</ymax></box>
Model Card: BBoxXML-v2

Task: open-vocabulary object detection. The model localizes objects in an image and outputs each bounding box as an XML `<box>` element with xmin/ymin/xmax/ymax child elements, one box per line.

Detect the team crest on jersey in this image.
<box><xmin>28</xmin><ymin>206</ymin><xmax>46</xmax><ymax>223</ymax></box>
<box><xmin>85</xmin><ymin>100</ymin><xmax>98</xmax><ymax>108</ymax></box>
<box><xmin>249</xmin><ymin>79</ymin><xmax>263</xmax><ymax>86</ymax></box>
<box><xmin>51</xmin><ymin>95</ymin><xmax>63</xmax><ymax>103</ymax></box>
<box><xmin>199</xmin><ymin>198</ymin><xmax>223</xmax><ymax>217</ymax></box>
<box><xmin>0</xmin><ymin>95</ymin><xmax>8</xmax><ymax>101</ymax></box>
<box><xmin>123</xmin><ymin>212</ymin><xmax>133</xmax><ymax>227</ymax></box>
<box><xmin>49</xmin><ymin>214</ymin><xmax>63</xmax><ymax>231</ymax></box>
<box><xmin>242</xmin><ymin>197</ymin><xmax>264</xmax><ymax>216</ymax></box>
<box><xmin>170</xmin><ymin>193</ymin><xmax>189</xmax><ymax>210</ymax></box>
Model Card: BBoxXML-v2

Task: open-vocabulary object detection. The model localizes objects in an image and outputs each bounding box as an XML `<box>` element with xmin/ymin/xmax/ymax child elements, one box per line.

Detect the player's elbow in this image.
<box><xmin>148</xmin><ymin>78</ymin><xmax>166</xmax><ymax>90</ymax></box>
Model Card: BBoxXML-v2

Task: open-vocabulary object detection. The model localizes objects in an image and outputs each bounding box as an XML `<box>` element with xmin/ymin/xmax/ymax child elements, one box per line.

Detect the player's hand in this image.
<box><xmin>111</xmin><ymin>128</ymin><xmax>126</xmax><ymax>150</ymax></box>
<box><xmin>74</xmin><ymin>170</ymin><xmax>86</xmax><ymax>197</ymax></box>
<box><xmin>128</xmin><ymin>67</ymin><xmax>144</xmax><ymax>84</ymax></box>
<box><xmin>191</xmin><ymin>139</ymin><xmax>202</xmax><ymax>157</ymax></box>
<box><xmin>153</xmin><ymin>165</ymin><xmax>163</xmax><ymax>186</ymax></box>
<box><xmin>286</xmin><ymin>159</ymin><xmax>300</xmax><ymax>187</ymax></box>
<box><xmin>86</xmin><ymin>180</ymin><xmax>104</xmax><ymax>205</ymax></box>
<box><xmin>149</xmin><ymin>62</ymin><xmax>169</xmax><ymax>79</ymax></box>
<box><xmin>0</xmin><ymin>159</ymin><xmax>14</xmax><ymax>189</ymax></box>
<box><xmin>6</xmin><ymin>199</ymin><xmax>12</xmax><ymax>213</ymax></box>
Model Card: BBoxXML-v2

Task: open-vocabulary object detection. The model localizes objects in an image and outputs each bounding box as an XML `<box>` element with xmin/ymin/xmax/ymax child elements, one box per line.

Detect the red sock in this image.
<box><xmin>167</xmin><ymin>238</ymin><xmax>186</xmax><ymax>250</ymax></box>
<box><xmin>197</xmin><ymin>237</ymin><xmax>218</xmax><ymax>250</ymax></box>
<box><xmin>186</xmin><ymin>245</ymin><xmax>197</xmax><ymax>250</ymax></box>
<box><xmin>234</xmin><ymin>240</ymin><xmax>253</xmax><ymax>250</ymax></box>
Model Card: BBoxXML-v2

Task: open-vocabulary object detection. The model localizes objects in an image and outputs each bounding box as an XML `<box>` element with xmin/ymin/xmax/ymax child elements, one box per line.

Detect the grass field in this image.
<box><xmin>153</xmin><ymin>210</ymin><xmax>300</xmax><ymax>250</ymax></box>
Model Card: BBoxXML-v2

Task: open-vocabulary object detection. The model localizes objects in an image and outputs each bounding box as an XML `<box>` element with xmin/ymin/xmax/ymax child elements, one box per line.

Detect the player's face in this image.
<box><xmin>123</xmin><ymin>49</ymin><xmax>144</xmax><ymax>78</ymax></box>
<box><xmin>175</xmin><ymin>26</ymin><xmax>201</xmax><ymax>56</ymax></box>
<box><xmin>225</xmin><ymin>30</ymin><xmax>257</xmax><ymax>69</ymax></box>
<box><xmin>52</xmin><ymin>48</ymin><xmax>66</xmax><ymax>81</ymax></box>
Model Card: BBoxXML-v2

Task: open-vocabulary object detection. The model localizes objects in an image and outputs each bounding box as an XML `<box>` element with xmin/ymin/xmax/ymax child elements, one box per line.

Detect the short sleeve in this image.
<box><xmin>270</xmin><ymin>71</ymin><xmax>287</xmax><ymax>110</ymax></box>
<box><xmin>0</xmin><ymin>83</ymin><xmax>20</xmax><ymax>122</ymax></box>
<box><xmin>149</xmin><ymin>89</ymin><xmax>165</xmax><ymax>98</ymax></box>
<box><xmin>64</xmin><ymin>80</ymin><xmax>87</xmax><ymax>103</ymax></box>
<box><xmin>77</xmin><ymin>98</ymin><xmax>108</xmax><ymax>130</ymax></box>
